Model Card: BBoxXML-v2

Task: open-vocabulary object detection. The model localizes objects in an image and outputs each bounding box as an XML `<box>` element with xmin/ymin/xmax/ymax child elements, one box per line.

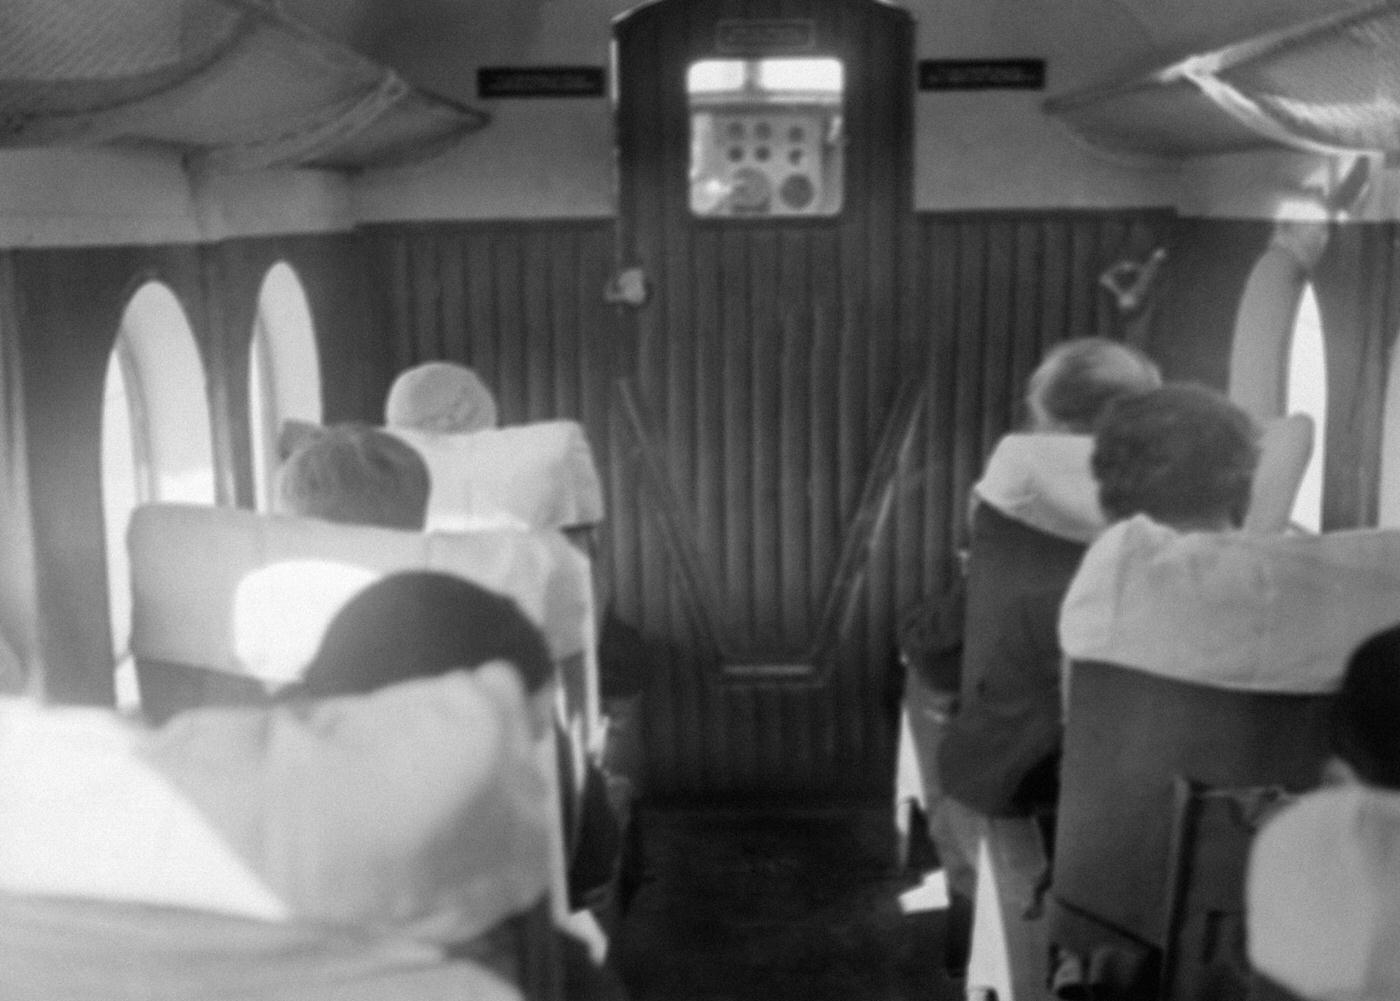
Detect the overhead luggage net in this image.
<box><xmin>1044</xmin><ymin>0</ymin><xmax>1400</xmax><ymax>158</ymax></box>
<box><xmin>0</xmin><ymin>0</ymin><xmax>488</xmax><ymax>171</ymax></box>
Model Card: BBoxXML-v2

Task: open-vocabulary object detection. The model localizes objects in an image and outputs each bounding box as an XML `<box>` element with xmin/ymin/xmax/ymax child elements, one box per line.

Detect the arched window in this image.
<box><xmin>101</xmin><ymin>282</ymin><xmax>214</xmax><ymax>706</ymax></box>
<box><xmin>248</xmin><ymin>262</ymin><xmax>320</xmax><ymax>510</ymax></box>
<box><xmin>1284</xmin><ymin>285</ymin><xmax>1327</xmax><ymax>532</ymax></box>
<box><xmin>1379</xmin><ymin>332</ymin><xmax>1400</xmax><ymax>527</ymax></box>
<box><xmin>1228</xmin><ymin>222</ymin><xmax>1330</xmax><ymax>533</ymax></box>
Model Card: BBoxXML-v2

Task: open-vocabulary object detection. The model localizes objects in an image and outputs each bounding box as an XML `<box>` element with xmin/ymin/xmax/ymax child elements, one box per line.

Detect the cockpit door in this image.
<box><xmin>610</xmin><ymin>0</ymin><xmax>917</xmax><ymax>799</ymax></box>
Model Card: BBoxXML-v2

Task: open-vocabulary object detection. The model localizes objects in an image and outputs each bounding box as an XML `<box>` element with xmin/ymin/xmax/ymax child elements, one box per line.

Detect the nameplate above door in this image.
<box><xmin>716</xmin><ymin>19</ymin><xmax>817</xmax><ymax>55</ymax></box>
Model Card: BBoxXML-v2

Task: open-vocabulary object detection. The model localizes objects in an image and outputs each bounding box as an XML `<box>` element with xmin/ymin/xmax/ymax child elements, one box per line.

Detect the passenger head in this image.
<box><xmin>1025</xmin><ymin>337</ymin><xmax>1161</xmax><ymax>433</ymax></box>
<box><xmin>300</xmin><ymin>571</ymin><xmax>554</xmax><ymax>699</ymax></box>
<box><xmin>385</xmin><ymin>361</ymin><xmax>498</xmax><ymax>434</ymax></box>
<box><xmin>1330</xmin><ymin>625</ymin><xmax>1400</xmax><ymax>790</ymax></box>
<box><xmin>1092</xmin><ymin>383</ymin><xmax>1259</xmax><ymax>530</ymax></box>
<box><xmin>275</xmin><ymin>423</ymin><xmax>430</xmax><ymax>531</ymax></box>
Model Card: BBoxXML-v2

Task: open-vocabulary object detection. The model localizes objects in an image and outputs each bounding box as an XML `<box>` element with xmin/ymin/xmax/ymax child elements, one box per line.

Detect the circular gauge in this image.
<box><xmin>726</xmin><ymin>121</ymin><xmax>745</xmax><ymax>140</ymax></box>
<box><xmin>754</xmin><ymin>145</ymin><xmax>771</xmax><ymax>162</ymax></box>
<box><xmin>789</xmin><ymin>125</ymin><xmax>806</xmax><ymax>144</ymax></box>
<box><xmin>788</xmin><ymin>148</ymin><xmax>804</xmax><ymax>166</ymax></box>
<box><xmin>727</xmin><ymin>146</ymin><xmax>744</xmax><ymax>162</ymax></box>
<box><xmin>779</xmin><ymin>173</ymin><xmax>816</xmax><ymax>211</ymax></box>
<box><xmin>729</xmin><ymin>167</ymin><xmax>772</xmax><ymax>213</ymax></box>
<box><xmin>754</xmin><ymin>121</ymin><xmax>772</xmax><ymax>140</ymax></box>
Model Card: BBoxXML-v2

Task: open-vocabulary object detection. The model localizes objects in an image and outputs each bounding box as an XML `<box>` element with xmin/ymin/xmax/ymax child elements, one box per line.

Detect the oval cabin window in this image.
<box><xmin>101</xmin><ymin>282</ymin><xmax>215</xmax><ymax>706</ymax></box>
<box><xmin>248</xmin><ymin>262</ymin><xmax>320</xmax><ymax>510</ymax></box>
<box><xmin>1285</xmin><ymin>284</ymin><xmax>1327</xmax><ymax>532</ymax></box>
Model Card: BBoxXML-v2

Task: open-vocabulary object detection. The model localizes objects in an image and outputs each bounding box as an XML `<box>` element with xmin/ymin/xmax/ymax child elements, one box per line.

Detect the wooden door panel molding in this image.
<box><xmin>616</xmin><ymin>372</ymin><xmax>925</xmax><ymax>679</ymax></box>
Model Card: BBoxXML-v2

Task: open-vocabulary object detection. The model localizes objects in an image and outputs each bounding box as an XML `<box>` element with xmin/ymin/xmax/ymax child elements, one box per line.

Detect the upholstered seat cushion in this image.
<box><xmin>0</xmin><ymin>667</ymin><xmax>551</xmax><ymax>944</ymax></box>
<box><xmin>389</xmin><ymin>421</ymin><xmax>604</xmax><ymax>532</ymax></box>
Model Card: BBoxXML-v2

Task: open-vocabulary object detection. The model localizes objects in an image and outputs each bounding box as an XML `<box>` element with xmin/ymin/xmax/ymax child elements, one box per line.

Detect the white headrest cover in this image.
<box><xmin>1248</xmin><ymin>785</ymin><xmax>1400</xmax><ymax>1000</ymax></box>
<box><xmin>128</xmin><ymin>504</ymin><xmax>592</xmax><ymax>682</ymax></box>
<box><xmin>1061</xmin><ymin>516</ymin><xmax>1400</xmax><ymax>692</ymax></box>
<box><xmin>0</xmin><ymin>668</ymin><xmax>551</xmax><ymax>943</ymax></box>
<box><xmin>972</xmin><ymin>433</ymin><xmax>1103</xmax><ymax>543</ymax></box>
<box><xmin>389</xmin><ymin>421</ymin><xmax>604</xmax><ymax>532</ymax></box>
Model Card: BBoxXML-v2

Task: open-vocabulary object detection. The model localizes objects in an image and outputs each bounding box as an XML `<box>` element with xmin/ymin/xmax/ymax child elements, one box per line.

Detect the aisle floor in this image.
<box><xmin>609</xmin><ymin>804</ymin><xmax>964</xmax><ymax>1001</ymax></box>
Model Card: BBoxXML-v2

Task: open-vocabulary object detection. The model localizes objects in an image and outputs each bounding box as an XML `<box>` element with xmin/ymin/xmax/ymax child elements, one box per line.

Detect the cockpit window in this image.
<box><xmin>688</xmin><ymin>57</ymin><xmax>844</xmax><ymax>218</ymax></box>
<box><xmin>248</xmin><ymin>262</ymin><xmax>320</xmax><ymax>511</ymax></box>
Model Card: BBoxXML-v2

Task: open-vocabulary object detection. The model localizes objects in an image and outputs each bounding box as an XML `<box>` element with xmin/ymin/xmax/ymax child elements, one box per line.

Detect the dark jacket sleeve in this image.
<box><xmin>938</xmin><ymin>586</ymin><xmax>1065</xmax><ymax>816</ymax></box>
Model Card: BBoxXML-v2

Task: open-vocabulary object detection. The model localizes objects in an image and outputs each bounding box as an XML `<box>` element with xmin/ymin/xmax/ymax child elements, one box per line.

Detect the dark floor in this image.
<box><xmin>609</xmin><ymin>803</ymin><xmax>962</xmax><ymax>1001</ymax></box>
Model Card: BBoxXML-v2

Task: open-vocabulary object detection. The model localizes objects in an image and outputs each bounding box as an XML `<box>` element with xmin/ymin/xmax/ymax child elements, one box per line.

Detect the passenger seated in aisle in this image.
<box><xmin>380</xmin><ymin>361</ymin><xmax>604</xmax><ymax>534</ymax></box>
<box><xmin>931</xmin><ymin>337</ymin><xmax>1160</xmax><ymax>990</ymax></box>
<box><xmin>1247</xmin><ymin>624</ymin><xmax>1400</xmax><ymax>1001</ymax></box>
<box><xmin>276</xmin><ymin>421</ymin><xmax>430</xmax><ymax>531</ymax></box>
<box><xmin>1062</xmin><ymin>384</ymin><xmax>1400</xmax><ymax>693</ymax></box>
<box><xmin>286</xmin><ymin>571</ymin><xmax>626</xmax><ymax>999</ymax></box>
<box><xmin>1052</xmin><ymin>384</ymin><xmax>1400</xmax><ymax>1000</ymax></box>
<box><xmin>272</xmin><ymin>426</ymin><xmax>623</xmax><ymax>919</ymax></box>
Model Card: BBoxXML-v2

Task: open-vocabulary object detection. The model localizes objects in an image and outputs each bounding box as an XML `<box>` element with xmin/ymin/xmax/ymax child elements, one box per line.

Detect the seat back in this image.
<box><xmin>388</xmin><ymin>421</ymin><xmax>604</xmax><ymax>533</ymax></box>
<box><xmin>0</xmin><ymin>678</ymin><xmax>552</xmax><ymax>1000</ymax></box>
<box><xmin>127</xmin><ymin>502</ymin><xmax>598</xmax><ymax>735</ymax></box>
<box><xmin>1159</xmin><ymin>780</ymin><xmax>1297</xmax><ymax>1001</ymax></box>
<box><xmin>1048</xmin><ymin>660</ymin><xmax>1331</xmax><ymax>996</ymax></box>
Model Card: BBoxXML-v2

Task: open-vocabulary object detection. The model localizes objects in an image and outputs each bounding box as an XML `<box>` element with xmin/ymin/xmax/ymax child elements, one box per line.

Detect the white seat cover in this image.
<box><xmin>128</xmin><ymin>503</ymin><xmax>595</xmax><ymax>689</ymax></box>
<box><xmin>0</xmin><ymin>668</ymin><xmax>551</xmax><ymax>945</ymax></box>
<box><xmin>1061</xmin><ymin>515</ymin><xmax>1400</xmax><ymax>693</ymax></box>
<box><xmin>389</xmin><ymin>421</ymin><xmax>604</xmax><ymax>532</ymax></box>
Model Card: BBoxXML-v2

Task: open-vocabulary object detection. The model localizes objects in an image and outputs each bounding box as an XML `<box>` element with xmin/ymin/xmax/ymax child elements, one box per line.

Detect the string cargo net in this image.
<box><xmin>1187</xmin><ymin>0</ymin><xmax>1400</xmax><ymax>154</ymax></box>
<box><xmin>0</xmin><ymin>0</ymin><xmax>487</xmax><ymax>170</ymax></box>
<box><xmin>1045</xmin><ymin>0</ymin><xmax>1400</xmax><ymax>157</ymax></box>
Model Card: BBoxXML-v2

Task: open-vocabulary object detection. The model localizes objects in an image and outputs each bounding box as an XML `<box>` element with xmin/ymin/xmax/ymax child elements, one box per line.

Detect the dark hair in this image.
<box><xmin>1331</xmin><ymin>624</ymin><xmax>1400</xmax><ymax>789</ymax></box>
<box><xmin>300</xmin><ymin>571</ymin><xmax>553</xmax><ymax>697</ymax></box>
<box><xmin>276</xmin><ymin>423</ymin><xmax>430</xmax><ymax>532</ymax></box>
<box><xmin>1092</xmin><ymin>384</ymin><xmax>1259</xmax><ymax>526</ymax></box>
<box><xmin>1025</xmin><ymin>337</ymin><xmax>1162</xmax><ymax>432</ymax></box>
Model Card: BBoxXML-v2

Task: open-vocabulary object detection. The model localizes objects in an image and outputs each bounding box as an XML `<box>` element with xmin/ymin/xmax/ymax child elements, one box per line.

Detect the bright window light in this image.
<box><xmin>1285</xmin><ymin>285</ymin><xmax>1327</xmax><ymax>532</ymax></box>
<box><xmin>249</xmin><ymin>262</ymin><xmax>319</xmax><ymax>511</ymax></box>
<box><xmin>103</xmin><ymin>282</ymin><xmax>215</xmax><ymax>709</ymax></box>
<box><xmin>758</xmin><ymin>58</ymin><xmax>842</xmax><ymax>93</ymax></box>
<box><xmin>1379</xmin><ymin>328</ymin><xmax>1400</xmax><ymax>527</ymax></box>
<box><xmin>687</xmin><ymin>60</ymin><xmax>745</xmax><ymax>94</ymax></box>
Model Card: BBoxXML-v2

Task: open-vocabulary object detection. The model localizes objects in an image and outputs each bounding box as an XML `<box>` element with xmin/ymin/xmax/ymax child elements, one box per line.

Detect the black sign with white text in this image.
<box><xmin>478</xmin><ymin>67</ymin><xmax>606</xmax><ymax>99</ymax></box>
<box><xmin>918</xmin><ymin>60</ymin><xmax>1046</xmax><ymax>91</ymax></box>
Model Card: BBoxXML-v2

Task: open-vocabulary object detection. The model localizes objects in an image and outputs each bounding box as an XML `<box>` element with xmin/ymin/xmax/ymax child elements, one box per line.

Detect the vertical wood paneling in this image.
<box><xmin>612</xmin><ymin>0</ymin><xmax>918</xmax><ymax>799</ymax></box>
<box><xmin>3</xmin><ymin>204</ymin><xmax>1190</xmax><ymax>770</ymax></box>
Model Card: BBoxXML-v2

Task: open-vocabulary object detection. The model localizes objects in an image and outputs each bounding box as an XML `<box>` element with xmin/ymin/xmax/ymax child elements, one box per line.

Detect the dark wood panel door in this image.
<box><xmin>611</xmin><ymin>0</ymin><xmax>918</xmax><ymax>798</ymax></box>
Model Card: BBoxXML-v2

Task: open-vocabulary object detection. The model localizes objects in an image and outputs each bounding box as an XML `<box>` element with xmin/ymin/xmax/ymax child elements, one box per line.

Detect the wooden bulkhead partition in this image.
<box><xmin>609</xmin><ymin>0</ymin><xmax>920</xmax><ymax>800</ymax></box>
